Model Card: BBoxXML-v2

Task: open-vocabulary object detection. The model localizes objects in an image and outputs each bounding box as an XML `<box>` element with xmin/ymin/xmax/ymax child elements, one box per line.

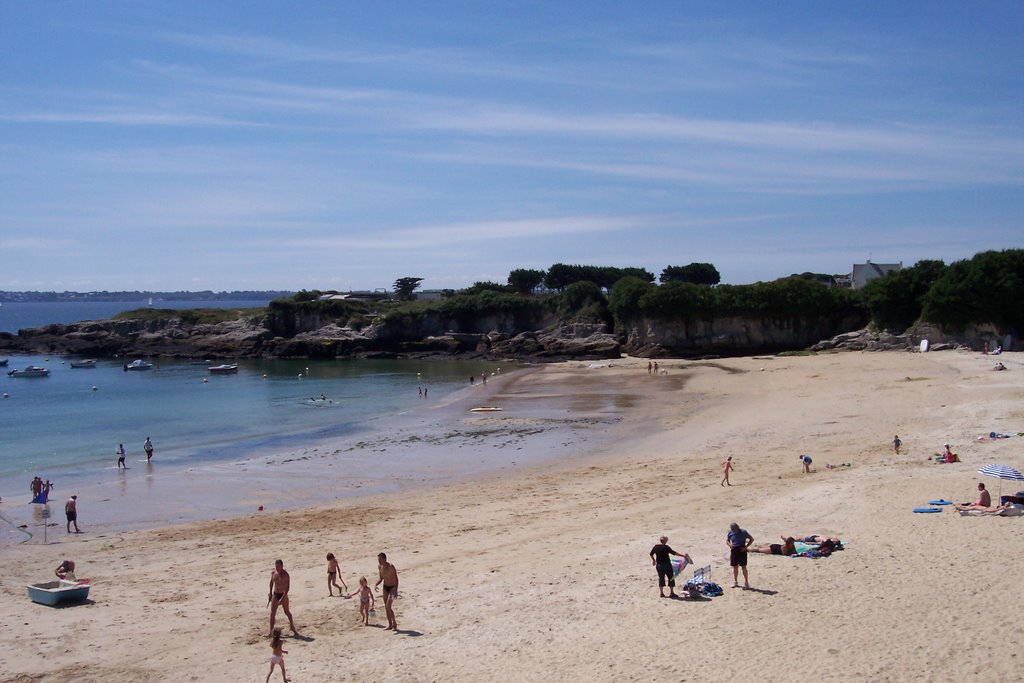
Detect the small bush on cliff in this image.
<box><xmin>862</xmin><ymin>259</ymin><xmax>947</xmax><ymax>331</ymax></box>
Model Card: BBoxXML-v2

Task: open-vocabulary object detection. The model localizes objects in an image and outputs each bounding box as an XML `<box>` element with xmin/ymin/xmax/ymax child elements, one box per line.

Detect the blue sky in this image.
<box><xmin>2</xmin><ymin>1</ymin><xmax>1022</xmax><ymax>292</ymax></box>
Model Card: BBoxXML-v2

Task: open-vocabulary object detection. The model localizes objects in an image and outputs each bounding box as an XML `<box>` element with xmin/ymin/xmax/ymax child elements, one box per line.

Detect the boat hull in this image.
<box><xmin>27</xmin><ymin>580</ymin><xmax>90</xmax><ymax>606</ymax></box>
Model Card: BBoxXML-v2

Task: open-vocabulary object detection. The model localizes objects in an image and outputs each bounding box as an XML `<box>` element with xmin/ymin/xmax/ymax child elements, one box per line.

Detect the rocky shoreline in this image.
<box><xmin>2</xmin><ymin>309</ymin><xmax>1011</xmax><ymax>361</ymax></box>
<box><xmin>0</xmin><ymin>316</ymin><xmax>623</xmax><ymax>361</ymax></box>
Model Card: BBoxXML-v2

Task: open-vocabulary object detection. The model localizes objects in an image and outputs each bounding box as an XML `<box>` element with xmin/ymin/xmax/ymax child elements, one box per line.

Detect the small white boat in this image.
<box><xmin>470</xmin><ymin>406</ymin><xmax>503</xmax><ymax>413</ymax></box>
<box><xmin>8</xmin><ymin>365</ymin><xmax>50</xmax><ymax>377</ymax></box>
<box><xmin>26</xmin><ymin>579</ymin><xmax>90</xmax><ymax>606</ymax></box>
<box><xmin>208</xmin><ymin>364</ymin><xmax>239</xmax><ymax>374</ymax></box>
<box><xmin>69</xmin><ymin>359</ymin><xmax>97</xmax><ymax>368</ymax></box>
<box><xmin>123</xmin><ymin>359</ymin><xmax>154</xmax><ymax>371</ymax></box>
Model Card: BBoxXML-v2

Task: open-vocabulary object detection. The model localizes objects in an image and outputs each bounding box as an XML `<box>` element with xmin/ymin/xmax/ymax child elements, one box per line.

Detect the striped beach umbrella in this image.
<box><xmin>977</xmin><ymin>464</ymin><xmax>1024</xmax><ymax>497</ymax></box>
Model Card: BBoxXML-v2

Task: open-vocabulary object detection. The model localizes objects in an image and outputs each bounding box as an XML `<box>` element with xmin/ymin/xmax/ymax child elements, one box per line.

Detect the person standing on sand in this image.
<box><xmin>375</xmin><ymin>552</ymin><xmax>399</xmax><ymax>630</ymax></box>
<box><xmin>144</xmin><ymin>437</ymin><xmax>154</xmax><ymax>463</ymax></box>
<box><xmin>721</xmin><ymin>456</ymin><xmax>734</xmax><ymax>486</ymax></box>
<box><xmin>65</xmin><ymin>495</ymin><xmax>80</xmax><ymax>533</ymax></box>
<box><xmin>355</xmin><ymin>577</ymin><xmax>374</xmax><ymax>625</ymax></box>
<box><xmin>326</xmin><ymin>553</ymin><xmax>347</xmax><ymax>596</ymax></box>
<box><xmin>726</xmin><ymin>522</ymin><xmax>753</xmax><ymax>589</ymax></box>
<box><xmin>892</xmin><ymin>435</ymin><xmax>902</xmax><ymax>455</ymax></box>
<box><xmin>799</xmin><ymin>454</ymin><xmax>813</xmax><ymax>474</ymax></box>
<box><xmin>268</xmin><ymin>559</ymin><xmax>298</xmax><ymax>636</ymax></box>
<box><xmin>31</xmin><ymin>476</ymin><xmax>43</xmax><ymax>498</ymax></box>
<box><xmin>265</xmin><ymin>628</ymin><xmax>289</xmax><ymax>683</ymax></box>
<box><xmin>116</xmin><ymin>443</ymin><xmax>126</xmax><ymax>469</ymax></box>
<box><xmin>650</xmin><ymin>536</ymin><xmax>691</xmax><ymax>598</ymax></box>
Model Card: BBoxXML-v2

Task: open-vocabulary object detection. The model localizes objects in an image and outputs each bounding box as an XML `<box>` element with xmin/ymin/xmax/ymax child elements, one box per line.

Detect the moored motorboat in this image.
<box><xmin>123</xmin><ymin>359</ymin><xmax>154</xmax><ymax>371</ymax></box>
<box><xmin>26</xmin><ymin>579</ymin><xmax>90</xmax><ymax>606</ymax></box>
<box><xmin>208</xmin><ymin>364</ymin><xmax>239</xmax><ymax>374</ymax></box>
<box><xmin>69</xmin><ymin>359</ymin><xmax>97</xmax><ymax>368</ymax></box>
<box><xmin>8</xmin><ymin>365</ymin><xmax>50</xmax><ymax>377</ymax></box>
<box><xmin>0</xmin><ymin>358</ymin><xmax>8</xmax><ymax>367</ymax></box>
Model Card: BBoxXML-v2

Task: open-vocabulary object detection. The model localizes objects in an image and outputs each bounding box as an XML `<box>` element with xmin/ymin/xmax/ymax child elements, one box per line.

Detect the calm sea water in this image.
<box><xmin>0</xmin><ymin>356</ymin><xmax>497</xmax><ymax>496</ymax></box>
<box><xmin>0</xmin><ymin>301</ymin><xmax>504</xmax><ymax>504</ymax></box>
<box><xmin>0</xmin><ymin>299</ymin><xmax>273</xmax><ymax>334</ymax></box>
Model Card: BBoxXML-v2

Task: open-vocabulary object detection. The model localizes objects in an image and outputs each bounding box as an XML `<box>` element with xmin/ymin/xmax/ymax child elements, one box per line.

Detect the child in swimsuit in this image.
<box><xmin>355</xmin><ymin>577</ymin><xmax>374</xmax><ymax>626</ymax></box>
<box><xmin>265</xmin><ymin>629</ymin><xmax>289</xmax><ymax>683</ymax></box>
<box><xmin>326</xmin><ymin>553</ymin><xmax>347</xmax><ymax>596</ymax></box>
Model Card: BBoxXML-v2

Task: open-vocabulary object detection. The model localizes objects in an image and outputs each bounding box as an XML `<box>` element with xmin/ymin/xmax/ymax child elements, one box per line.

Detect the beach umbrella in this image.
<box><xmin>977</xmin><ymin>463</ymin><xmax>1024</xmax><ymax>498</ymax></box>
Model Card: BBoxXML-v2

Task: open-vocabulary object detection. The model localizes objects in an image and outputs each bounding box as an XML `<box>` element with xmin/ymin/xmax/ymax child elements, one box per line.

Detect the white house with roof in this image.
<box><xmin>850</xmin><ymin>261</ymin><xmax>902</xmax><ymax>289</ymax></box>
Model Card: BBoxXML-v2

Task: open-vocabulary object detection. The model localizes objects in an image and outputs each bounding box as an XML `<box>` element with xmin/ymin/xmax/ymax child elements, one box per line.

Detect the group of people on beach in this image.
<box><xmin>265</xmin><ymin>552</ymin><xmax>400</xmax><ymax>682</ymax></box>
<box><xmin>652</xmin><ymin>525</ymin><xmax>844</xmax><ymax>597</ymax></box>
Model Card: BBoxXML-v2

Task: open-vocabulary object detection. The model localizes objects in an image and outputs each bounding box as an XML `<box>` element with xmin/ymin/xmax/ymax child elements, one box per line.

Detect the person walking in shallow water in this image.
<box><xmin>721</xmin><ymin>456</ymin><xmax>734</xmax><ymax>486</ymax></box>
<box><xmin>144</xmin><ymin>437</ymin><xmax>154</xmax><ymax>463</ymax></box>
<box><xmin>116</xmin><ymin>443</ymin><xmax>126</xmax><ymax>469</ymax></box>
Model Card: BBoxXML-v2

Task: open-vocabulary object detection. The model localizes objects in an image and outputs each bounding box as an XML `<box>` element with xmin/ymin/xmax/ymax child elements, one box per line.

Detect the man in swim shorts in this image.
<box><xmin>268</xmin><ymin>559</ymin><xmax>298</xmax><ymax>636</ymax></box>
<box><xmin>375</xmin><ymin>552</ymin><xmax>400</xmax><ymax>630</ymax></box>
<box><xmin>726</xmin><ymin>522</ymin><xmax>753</xmax><ymax>589</ymax></box>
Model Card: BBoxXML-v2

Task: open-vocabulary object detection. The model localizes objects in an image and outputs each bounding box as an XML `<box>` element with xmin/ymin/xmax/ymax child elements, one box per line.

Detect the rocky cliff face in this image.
<box><xmin>623</xmin><ymin>314</ymin><xmax>868</xmax><ymax>357</ymax></box>
<box><xmin>0</xmin><ymin>311</ymin><xmax>622</xmax><ymax>360</ymax></box>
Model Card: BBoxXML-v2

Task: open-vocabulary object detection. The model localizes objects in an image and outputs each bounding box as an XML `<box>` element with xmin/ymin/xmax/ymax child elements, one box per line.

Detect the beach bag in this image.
<box><xmin>700</xmin><ymin>582</ymin><xmax>723</xmax><ymax>597</ymax></box>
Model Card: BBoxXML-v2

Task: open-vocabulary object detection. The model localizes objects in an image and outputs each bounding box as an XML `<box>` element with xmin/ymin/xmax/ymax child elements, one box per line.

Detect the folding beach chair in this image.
<box><xmin>682</xmin><ymin>565</ymin><xmax>711</xmax><ymax>597</ymax></box>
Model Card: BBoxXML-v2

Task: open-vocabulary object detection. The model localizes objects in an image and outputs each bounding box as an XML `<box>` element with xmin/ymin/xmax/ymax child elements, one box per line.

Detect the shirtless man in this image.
<box><xmin>374</xmin><ymin>552</ymin><xmax>399</xmax><ymax>630</ymax></box>
<box><xmin>268</xmin><ymin>559</ymin><xmax>298</xmax><ymax>636</ymax></box>
<box><xmin>955</xmin><ymin>482</ymin><xmax>992</xmax><ymax>511</ymax></box>
<box><xmin>55</xmin><ymin>559</ymin><xmax>76</xmax><ymax>580</ymax></box>
<box><xmin>65</xmin><ymin>495</ymin><xmax>80</xmax><ymax>533</ymax></box>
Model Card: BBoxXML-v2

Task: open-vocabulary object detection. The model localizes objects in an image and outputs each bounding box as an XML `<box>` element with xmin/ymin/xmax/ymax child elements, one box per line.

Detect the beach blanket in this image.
<box><xmin>30</xmin><ymin>490</ymin><xmax>49</xmax><ymax>505</ymax></box>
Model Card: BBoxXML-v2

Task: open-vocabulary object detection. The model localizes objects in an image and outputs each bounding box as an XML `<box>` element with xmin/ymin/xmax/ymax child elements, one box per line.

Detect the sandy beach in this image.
<box><xmin>2</xmin><ymin>349</ymin><xmax>1023</xmax><ymax>682</ymax></box>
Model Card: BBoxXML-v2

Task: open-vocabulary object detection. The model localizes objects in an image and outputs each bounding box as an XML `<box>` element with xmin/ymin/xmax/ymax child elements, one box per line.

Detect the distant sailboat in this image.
<box><xmin>148</xmin><ymin>297</ymin><xmax>154</xmax><ymax>306</ymax></box>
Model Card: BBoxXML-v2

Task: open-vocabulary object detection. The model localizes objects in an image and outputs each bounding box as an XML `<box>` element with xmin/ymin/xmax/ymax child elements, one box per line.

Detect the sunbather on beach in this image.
<box><xmin>959</xmin><ymin>502</ymin><xmax>1015</xmax><ymax>514</ymax></box>
<box><xmin>748</xmin><ymin>537</ymin><xmax>796</xmax><ymax>555</ymax></box>
<box><xmin>786</xmin><ymin>534</ymin><xmax>841</xmax><ymax>545</ymax></box>
<box><xmin>955</xmin><ymin>482</ymin><xmax>992</xmax><ymax>511</ymax></box>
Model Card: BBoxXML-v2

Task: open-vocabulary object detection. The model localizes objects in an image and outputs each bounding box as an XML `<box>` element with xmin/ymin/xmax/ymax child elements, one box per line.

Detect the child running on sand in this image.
<box><xmin>354</xmin><ymin>577</ymin><xmax>374</xmax><ymax>626</ymax></box>
<box><xmin>326</xmin><ymin>553</ymin><xmax>347</xmax><ymax>596</ymax></box>
<box><xmin>265</xmin><ymin>629</ymin><xmax>289</xmax><ymax>683</ymax></box>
